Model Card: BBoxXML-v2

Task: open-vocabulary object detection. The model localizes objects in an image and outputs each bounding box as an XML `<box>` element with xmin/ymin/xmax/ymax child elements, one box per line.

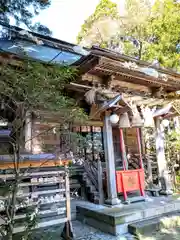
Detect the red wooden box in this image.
<box><xmin>116</xmin><ymin>169</ymin><xmax>145</xmax><ymax>201</ymax></box>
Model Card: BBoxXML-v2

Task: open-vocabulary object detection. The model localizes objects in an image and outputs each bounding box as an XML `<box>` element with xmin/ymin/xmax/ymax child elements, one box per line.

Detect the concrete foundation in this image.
<box><xmin>76</xmin><ymin>196</ymin><xmax>180</xmax><ymax>235</ymax></box>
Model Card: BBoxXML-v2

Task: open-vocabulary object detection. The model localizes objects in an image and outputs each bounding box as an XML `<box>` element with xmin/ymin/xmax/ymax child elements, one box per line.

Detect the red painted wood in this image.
<box><xmin>136</xmin><ymin>128</ymin><xmax>143</xmax><ymax>169</ymax></box>
<box><xmin>119</xmin><ymin>128</ymin><xmax>126</xmax><ymax>170</ymax></box>
<box><xmin>138</xmin><ymin>169</ymin><xmax>145</xmax><ymax>197</ymax></box>
<box><xmin>120</xmin><ymin>171</ymin><xmax>128</xmax><ymax>200</ymax></box>
<box><xmin>116</xmin><ymin>169</ymin><xmax>145</xmax><ymax>199</ymax></box>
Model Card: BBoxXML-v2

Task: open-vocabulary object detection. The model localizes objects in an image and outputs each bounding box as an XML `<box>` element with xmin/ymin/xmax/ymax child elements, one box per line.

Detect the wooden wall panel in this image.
<box><xmin>32</xmin><ymin>119</ymin><xmax>60</xmax><ymax>154</ymax></box>
<box><xmin>124</xmin><ymin>128</ymin><xmax>138</xmax><ymax>154</ymax></box>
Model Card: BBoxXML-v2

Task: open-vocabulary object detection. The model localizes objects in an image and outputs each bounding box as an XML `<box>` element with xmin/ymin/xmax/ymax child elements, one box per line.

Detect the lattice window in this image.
<box><xmin>72</xmin><ymin>125</ymin><xmax>104</xmax><ymax>161</ymax></box>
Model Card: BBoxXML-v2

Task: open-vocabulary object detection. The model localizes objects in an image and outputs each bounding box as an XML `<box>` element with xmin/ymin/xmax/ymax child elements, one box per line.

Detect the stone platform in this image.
<box><xmin>76</xmin><ymin>195</ymin><xmax>180</xmax><ymax>236</ymax></box>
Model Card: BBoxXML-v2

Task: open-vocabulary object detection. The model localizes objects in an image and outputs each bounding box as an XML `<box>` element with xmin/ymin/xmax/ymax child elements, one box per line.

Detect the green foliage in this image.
<box><xmin>165</xmin><ymin>128</ymin><xmax>180</xmax><ymax>151</ymax></box>
<box><xmin>77</xmin><ymin>0</ymin><xmax>151</xmax><ymax>53</ymax></box>
<box><xmin>164</xmin><ymin>126</ymin><xmax>180</xmax><ymax>188</ymax></box>
<box><xmin>77</xmin><ymin>0</ymin><xmax>119</xmax><ymax>45</ymax></box>
<box><xmin>165</xmin><ymin>128</ymin><xmax>180</xmax><ymax>168</ymax></box>
<box><xmin>23</xmin><ymin>206</ymin><xmax>39</xmax><ymax>240</ymax></box>
<box><xmin>77</xmin><ymin>0</ymin><xmax>180</xmax><ymax>71</ymax></box>
<box><xmin>0</xmin><ymin>60</ymin><xmax>88</xmax><ymax>239</ymax></box>
<box><xmin>0</xmin><ymin>0</ymin><xmax>52</xmax><ymax>35</ymax></box>
<box><xmin>144</xmin><ymin>0</ymin><xmax>180</xmax><ymax>70</ymax></box>
<box><xmin>123</xmin><ymin>0</ymin><xmax>180</xmax><ymax>67</ymax></box>
<box><xmin>123</xmin><ymin>0</ymin><xmax>151</xmax><ymax>38</ymax></box>
<box><xmin>0</xmin><ymin>61</ymin><xmax>86</xmax><ymax>121</ymax></box>
<box><xmin>122</xmin><ymin>0</ymin><xmax>152</xmax><ymax>58</ymax></box>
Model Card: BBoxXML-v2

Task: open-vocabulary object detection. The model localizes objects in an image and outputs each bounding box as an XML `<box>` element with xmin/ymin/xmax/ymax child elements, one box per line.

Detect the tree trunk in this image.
<box><xmin>138</xmin><ymin>41</ymin><xmax>143</xmax><ymax>60</ymax></box>
<box><xmin>4</xmin><ymin>104</ymin><xmax>25</xmax><ymax>240</ymax></box>
<box><xmin>5</xmin><ymin>150</ymin><xmax>19</xmax><ymax>240</ymax></box>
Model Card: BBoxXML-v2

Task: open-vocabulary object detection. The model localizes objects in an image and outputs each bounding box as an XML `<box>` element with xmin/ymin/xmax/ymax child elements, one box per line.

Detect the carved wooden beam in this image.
<box><xmin>81</xmin><ymin>73</ymin><xmax>102</xmax><ymax>83</ymax></box>
<box><xmin>101</xmin><ymin>75</ymin><xmax>114</xmax><ymax>88</ymax></box>
<box><xmin>66</xmin><ymin>82</ymin><xmax>174</xmax><ymax>107</ymax></box>
<box><xmin>151</xmin><ymin>87</ymin><xmax>165</xmax><ymax>98</ymax></box>
<box><xmin>110</xmin><ymin>77</ymin><xmax>151</xmax><ymax>95</ymax></box>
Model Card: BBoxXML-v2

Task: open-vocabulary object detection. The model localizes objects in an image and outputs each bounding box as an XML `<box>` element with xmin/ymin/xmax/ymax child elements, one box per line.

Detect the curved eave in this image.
<box><xmin>94</xmin><ymin>57</ymin><xmax>180</xmax><ymax>91</ymax></box>
<box><xmin>91</xmin><ymin>46</ymin><xmax>180</xmax><ymax>79</ymax></box>
<box><xmin>75</xmin><ymin>53</ymin><xmax>180</xmax><ymax>92</ymax></box>
<box><xmin>72</xmin><ymin>54</ymin><xmax>99</xmax><ymax>73</ymax></box>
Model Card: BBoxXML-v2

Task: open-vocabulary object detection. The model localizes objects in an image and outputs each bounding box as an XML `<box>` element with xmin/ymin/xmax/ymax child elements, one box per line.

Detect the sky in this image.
<box><xmin>34</xmin><ymin>0</ymin><xmax>100</xmax><ymax>43</ymax></box>
<box><xmin>33</xmin><ymin>0</ymin><xmax>125</xmax><ymax>44</ymax></box>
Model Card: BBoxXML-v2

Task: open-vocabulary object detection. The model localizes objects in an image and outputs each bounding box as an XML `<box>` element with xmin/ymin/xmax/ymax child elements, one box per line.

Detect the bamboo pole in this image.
<box><xmin>98</xmin><ymin>159</ymin><xmax>104</xmax><ymax>204</ymax></box>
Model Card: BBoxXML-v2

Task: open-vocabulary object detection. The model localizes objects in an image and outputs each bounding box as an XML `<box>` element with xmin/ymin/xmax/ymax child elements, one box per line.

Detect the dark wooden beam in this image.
<box><xmin>101</xmin><ymin>75</ymin><xmax>113</xmax><ymax>88</ymax></box>
<box><xmin>76</xmin><ymin>55</ymin><xmax>99</xmax><ymax>75</ymax></box>
<box><xmin>110</xmin><ymin>77</ymin><xmax>151</xmax><ymax>95</ymax></box>
<box><xmin>151</xmin><ymin>87</ymin><xmax>165</xmax><ymax>98</ymax></box>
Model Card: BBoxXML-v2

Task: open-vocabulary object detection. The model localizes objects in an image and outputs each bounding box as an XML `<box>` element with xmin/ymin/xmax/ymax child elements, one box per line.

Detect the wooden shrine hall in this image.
<box><xmin>1</xmin><ymin>23</ymin><xmax>180</xmax><ymax>238</ymax></box>
<box><xmin>0</xmin><ymin>24</ymin><xmax>180</xmax><ymax>207</ymax></box>
<box><xmin>66</xmin><ymin>46</ymin><xmax>180</xmax><ymax>204</ymax></box>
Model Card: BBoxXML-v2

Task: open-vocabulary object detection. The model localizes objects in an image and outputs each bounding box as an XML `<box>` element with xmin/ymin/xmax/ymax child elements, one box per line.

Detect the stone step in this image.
<box><xmin>88</xmin><ymin>191</ymin><xmax>100</xmax><ymax>203</ymax></box>
<box><xmin>83</xmin><ymin>172</ymin><xmax>88</xmax><ymax>178</ymax></box>
<box><xmin>89</xmin><ymin>185</ymin><xmax>96</xmax><ymax>192</ymax></box>
<box><xmin>85</xmin><ymin>178</ymin><xmax>92</xmax><ymax>185</ymax></box>
<box><xmin>145</xmin><ymin>188</ymin><xmax>161</xmax><ymax>197</ymax></box>
<box><xmin>83</xmin><ymin>173</ymin><xmax>97</xmax><ymax>188</ymax></box>
<box><xmin>92</xmin><ymin>191</ymin><xmax>99</xmax><ymax>197</ymax></box>
<box><xmin>128</xmin><ymin>211</ymin><xmax>180</xmax><ymax>236</ymax></box>
<box><xmin>70</xmin><ymin>180</ymin><xmax>81</xmax><ymax>189</ymax></box>
<box><xmin>76</xmin><ymin>199</ymin><xmax>180</xmax><ymax>236</ymax></box>
<box><xmin>151</xmin><ymin>166</ymin><xmax>158</xmax><ymax>169</ymax></box>
<box><xmin>85</xmin><ymin>184</ymin><xmax>96</xmax><ymax>193</ymax></box>
<box><xmin>125</xmin><ymin>196</ymin><xmax>145</xmax><ymax>204</ymax></box>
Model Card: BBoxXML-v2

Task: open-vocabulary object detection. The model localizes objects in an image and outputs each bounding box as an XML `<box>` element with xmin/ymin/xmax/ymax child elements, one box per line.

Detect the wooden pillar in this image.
<box><xmin>174</xmin><ymin>116</ymin><xmax>180</xmax><ymax>128</ymax></box>
<box><xmin>142</xmin><ymin>127</ymin><xmax>153</xmax><ymax>187</ymax></box>
<box><xmin>98</xmin><ymin>159</ymin><xmax>104</xmax><ymax>204</ymax></box>
<box><xmin>154</xmin><ymin>117</ymin><xmax>173</xmax><ymax>194</ymax></box>
<box><xmin>173</xmin><ymin>116</ymin><xmax>180</xmax><ymax>180</ymax></box>
<box><xmin>103</xmin><ymin>114</ymin><xmax>121</xmax><ymax>205</ymax></box>
<box><xmin>119</xmin><ymin>129</ymin><xmax>128</xmax><ymax>170</ymax></box>
<box><xmin>139</xmin><ymin>128</ymin><xmax>146</xmax><ymax>155</ymax></box>
<box><xmin>24</xmin><ymin>111</ymin><xmax>32</xmax><ymax>152</ymax></box>
<box><xmin>136</xmin><ymin>128</ymin><xmax>143</xmax><ymax>169</ymax></box>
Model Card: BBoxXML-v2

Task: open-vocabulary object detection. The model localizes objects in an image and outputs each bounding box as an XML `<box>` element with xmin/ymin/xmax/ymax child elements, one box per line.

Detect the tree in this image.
<box><xmin>144</xmin><ymin>0</ymin><xmax>180</xmax><ymax>71</ymax></box>
<box><xmin>77</xmin><ymin>0</ymin><xmax>180</xmax><ymax>70</ymax></box>
<box><xmin>0</xmin><ymin>58</ymin><xmax>86</xmax><ymax>239</ymax></box>
<box><xmin>121</xmin><ymin>0</ymin><xmax>152</xmax><ymax>59</ymax></box>
<box><xmin>164</xmin><ymin>125</ymin><xmax>180</xmax><ymax>189</ymax></box>
<box><xmin>76</xmin><ymin>0</ymin><xmax>120</xmax><ymax>47</ymax></box>
<box><xmin>31</xmin><ymin>22</ymin><xmax>52</xmax><ymax>36</ymax></box>
<box><xmin>0</xmin><ymin>0</ymin><xmax>52</xmax><ymax>35</ymax></box>
<box><xmin>77</xmin><ymin>0</ymin><xmax>152</xmax><ymax>58</ymax></box>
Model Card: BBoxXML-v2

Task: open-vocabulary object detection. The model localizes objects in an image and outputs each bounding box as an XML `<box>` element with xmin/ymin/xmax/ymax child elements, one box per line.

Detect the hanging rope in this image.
<box><xmin>84</xmin><ymin>87</ymin><xmax>97</xmax><ymax>104</ymax></box>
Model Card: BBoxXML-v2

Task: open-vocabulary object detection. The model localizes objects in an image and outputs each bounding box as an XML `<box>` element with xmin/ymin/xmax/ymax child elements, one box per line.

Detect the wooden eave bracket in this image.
<box><xmin>152</xmin><ymin>103</ymin><xmax>180</xmax><ymax>118</ymax></box>
<box><xmin>95</xmin><ymin>56</ymin><xmax>180</xmax><ymax>91</ymax></box>
<box><xmin>90</xmin><ymin>94</ymin><xmax>133</xmax><ymax>119</ymax></box>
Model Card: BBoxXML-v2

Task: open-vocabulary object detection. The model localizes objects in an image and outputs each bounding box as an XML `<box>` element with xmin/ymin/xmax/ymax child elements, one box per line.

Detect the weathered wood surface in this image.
<box><xmin>0</xmin><ymin>158</ymin><xmax>71</xmax><ymax>169</ymax></box>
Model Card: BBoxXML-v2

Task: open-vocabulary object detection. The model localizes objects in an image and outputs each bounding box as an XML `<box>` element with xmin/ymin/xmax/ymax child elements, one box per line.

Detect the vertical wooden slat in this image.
<box><xmin>91</xmin><ymin>126</ymin><xmax>95</xmax><ymax>161</ymax></box>
<box><xmin>101</xmin><ymin>126</ymin><xmax>104</xmax><ymax>161</ymax></box>
<box><xmin>24</xmin><ymin>111</ymin><xmax>32</xmax><ymax>152</ymax></box>
<box><xmin>65</xmin><ymin>165</ymin><xmax>71</xmax><ymax>221</ymax></box>
<box><xmin>154</xmin><ymin>117</ymin><xmax>173</xmax><ymax>193</ymax></box>
<box><xmin>98</xmin><ymin>159</ymin><xmax>104</xmax><ymax>204</ymax></box>
<box><xmin>64</xmin><ymin>165</ymin><xmax>73</xmax><ymax>239</ymax></box>
<box><xmin>119</xmin><ymin>128</ymin><xmax>128</xmax><ymax>170</ymax></box>
<box><xmin>136</xmin><ymin>128</ymin><xmax>143</xmax><ymax>169</ymax></box>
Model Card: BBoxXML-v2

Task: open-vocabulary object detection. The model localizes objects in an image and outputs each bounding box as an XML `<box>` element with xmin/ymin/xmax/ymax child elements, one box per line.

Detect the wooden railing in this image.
<box><xmin>126</xmin><ymin>153</ymin><xmax>159</xmax><ymax>187</ymax></box>
<box><xmin>0</xmin><ymin>165</ymin><xmax>72</xmax><ymax>236</ymax></box>
<box><xmin>83</xmin><ymin>159</ymin><xmax>104</xmax><ymax>204</ymax></box>
<box><xmin>84</xmin><ymin>160</ymin><xmax>99</xmax><ymax>191</ymax></box>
